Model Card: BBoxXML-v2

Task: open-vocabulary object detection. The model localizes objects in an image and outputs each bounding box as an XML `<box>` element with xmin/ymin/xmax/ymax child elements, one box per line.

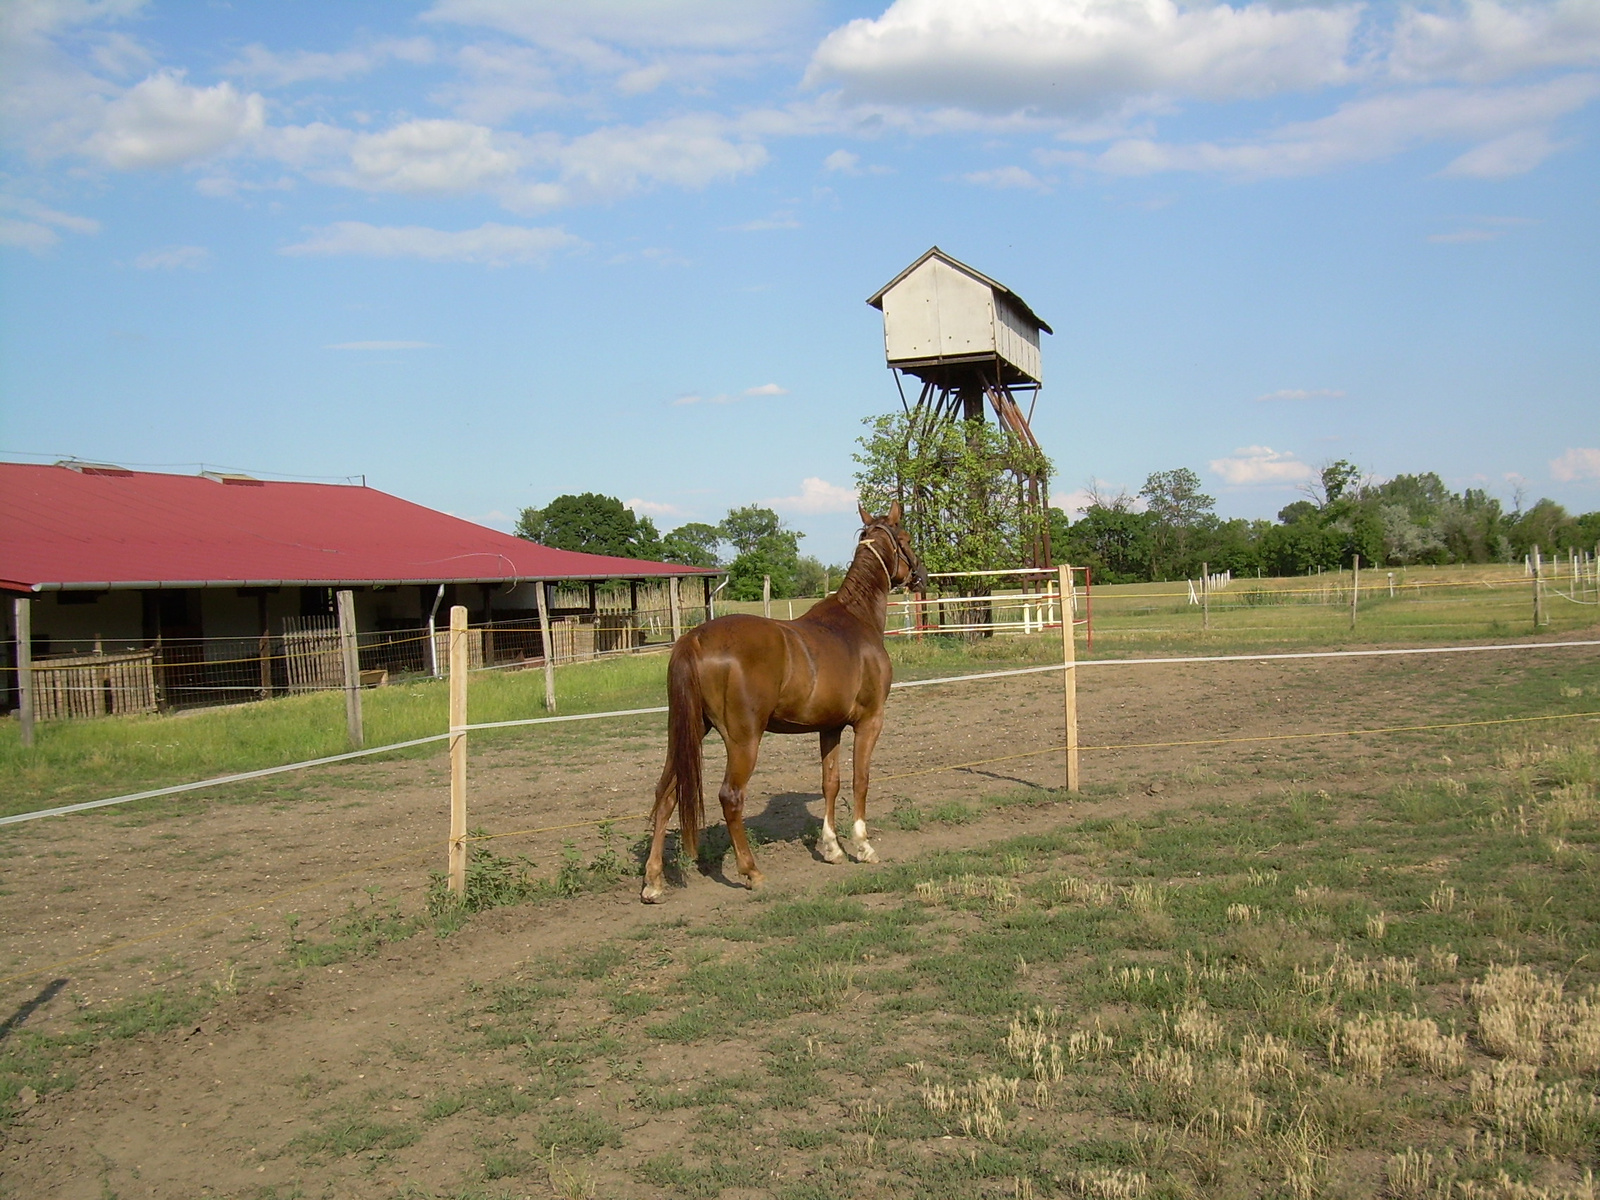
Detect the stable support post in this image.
<box><xmin>1058</xmin><ymin>564</ymin><xmax>1080</xmax><ymax>793</ymax></box>
<box><xmin>762</xmin><ymin>575</ymin><xmax>771</xmax><ymax>620</ymax></box>
<box><xmin>1350</xmin><ymin>555</ymin><xmax>1360</xmax><ymax>630</ymax></box>
<box><xmin>336</xmin><ymin>589</ymin><xmax>363</xmax><ymax>749</ymax></box>
<box><xmin>535</xmin><ymin>580</ymin><xmax>556</xmax><ymax>712</ymax></box>
<box><xmin>257</xmin><ymin>592</ymin><xmax>272</xmax><ymax>702</ymax></box>
<box><xmin>1201</xmin><ymin>561</ymin><xmax>1210</xmax><ymax>632</ymax></box>
<box><xmin>426</xmin><ymin>584</ymin><xmax>445</xmax><ymax>679</ymax></box>
<box><xmin>14</xmin><ymin>597</ymin><xmax>34</xmax><ymax>749</ymax></box>
<box><xmin>670</xmin><ymin>576</ymin><xmax>683</xmax><ymax>643</ymax></box>
<box><xmin>448</xmin><ymin>605</ymin><xmax>468</xmax><ymax>896</ymax></box>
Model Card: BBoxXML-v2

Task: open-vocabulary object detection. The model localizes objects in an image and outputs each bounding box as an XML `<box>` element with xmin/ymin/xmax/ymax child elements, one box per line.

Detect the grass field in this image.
<box><xmin>5</xmin><ymin>652</ymin><xmax>1599</xmax><ymax>1198</ymax></box>
<box><xmin>2</xmin><ymin>567</ymin><xmax>1594</xmax><ymax>820</ymax></box>
<box><xmin>478</xmin><ymin>713</ymin><xmax>1600</xmax><ymax>1199</ymax></box>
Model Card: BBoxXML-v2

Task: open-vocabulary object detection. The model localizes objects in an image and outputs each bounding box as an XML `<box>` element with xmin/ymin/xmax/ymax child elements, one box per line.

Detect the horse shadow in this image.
<box><xmin>628</xmin><ymin>789</ymin><xmax>829</xmax><ymax>891</ymax></box>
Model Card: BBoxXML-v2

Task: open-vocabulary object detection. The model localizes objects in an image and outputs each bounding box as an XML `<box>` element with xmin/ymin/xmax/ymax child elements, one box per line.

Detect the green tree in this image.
<box><xmin>1138</xmin><ymin>468</ymin><xmax>1215</xmax><ymax>579</ymax></box>
<box><xmin>1317</xmin><ymin>460</ymin><xmax>1362</xmax><ymax>506</ymax></box>
<box><xmin>1061</xmin><ymin>505</ymin><xmax>1154</xmax><ymax>583</ymax></box>
<box><xmin>718</xmin><ymin>506</ymin><xmax>802</xmax><ymax>600</ymax></box>
<box><xmin>853</xmin><ymin>412</ymin><xmax>1052</xmax><ymax>578</ymax></box>
<box><xmin>514</xmin><ymin>493</ymin><xmax>660</xmax><ymax>559</ymax></box>
<box><xmin>659</xmin><ymin>522</ymin><xmax>722</xmax><ymax>568</ymax></box>
<box><xmin>793</xmin><ymin>555</ymin><xmax>840</xmax><ymax>597</ymax></box>
<box><xmin>1508</xmin><ymin>499</ymin><xmax>1578</xmax><ymax>557</ymax></box>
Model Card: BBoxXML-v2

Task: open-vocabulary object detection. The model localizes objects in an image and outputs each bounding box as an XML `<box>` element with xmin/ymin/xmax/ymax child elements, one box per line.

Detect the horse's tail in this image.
<box><xmin>667</xmin><ymin>641</ymin><xmax>705</xmax><ymax>861</ymax></box>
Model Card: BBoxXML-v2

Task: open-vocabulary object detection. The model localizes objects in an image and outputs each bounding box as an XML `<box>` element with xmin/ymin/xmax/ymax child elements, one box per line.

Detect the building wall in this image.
<box><xmin>882</xmin><ymin>258</ymin><xmax>997</xmax><ymax>363</ymax></box>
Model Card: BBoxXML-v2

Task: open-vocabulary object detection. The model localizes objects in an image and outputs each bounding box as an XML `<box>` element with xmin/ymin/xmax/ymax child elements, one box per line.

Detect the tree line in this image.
<box><xmin>516</xmin><ymin>452</ymin><xmax>1597</xmax><ymax>602</ymax></box>
<box><xmin>1056</xmin><ymin>462</ymin><xmax>1600</xmax><ymax>584</ymax></box>
<box><xmin>514</xmin><ymin>493</ymin><xmax>837</xmax><ymax>600</ymax></box>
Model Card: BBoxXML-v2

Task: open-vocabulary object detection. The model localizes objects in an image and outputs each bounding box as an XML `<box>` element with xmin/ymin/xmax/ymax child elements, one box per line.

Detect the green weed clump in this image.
<box><xmin>425</xmin><ymin>823</ymin><xmax>632</xmax><ymax>927</ymax></box>
<box><xmin>282</xmin><ymin>888</ymin><xmax>420</xmax><ymax>969</ymax></box>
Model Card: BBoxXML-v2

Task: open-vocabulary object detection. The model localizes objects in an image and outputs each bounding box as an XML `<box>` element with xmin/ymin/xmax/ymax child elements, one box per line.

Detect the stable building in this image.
<box><xmin>1</xmin><ymin>461</ymin><xmax>716</xmax><ymax>715</ymax></box>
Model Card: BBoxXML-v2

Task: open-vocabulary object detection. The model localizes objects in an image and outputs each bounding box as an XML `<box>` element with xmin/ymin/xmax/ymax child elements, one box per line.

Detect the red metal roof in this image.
<box><xmin>0</xmin><ymin>463</ymin><xmax>712</xmax><ymax>592</ymax></box>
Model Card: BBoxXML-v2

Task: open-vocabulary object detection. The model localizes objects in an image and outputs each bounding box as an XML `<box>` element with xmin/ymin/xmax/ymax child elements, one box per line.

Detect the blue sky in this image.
<box><xmin>1</xmin><ymin>0</ymin><xmax>1596</xmax><ymax>564</ymax></box>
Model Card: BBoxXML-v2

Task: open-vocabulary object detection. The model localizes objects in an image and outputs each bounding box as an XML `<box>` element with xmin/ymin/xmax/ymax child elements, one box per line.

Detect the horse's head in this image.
<box><xmin>857</xmin><ymin>501</ymin><xmax>929</xmax><ymax>592</ymax></box>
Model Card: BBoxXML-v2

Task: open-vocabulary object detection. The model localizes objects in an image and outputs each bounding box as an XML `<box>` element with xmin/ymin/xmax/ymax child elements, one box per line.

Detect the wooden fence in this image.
<box><xmin>282</xmin><ymin>615</ymin><xmax>342</xmax><ymax>694</ymax></box>
<box><xmin>32</xmin><ymin>650</ymin><xmax>158</xmax><ymax>720</ymax></box>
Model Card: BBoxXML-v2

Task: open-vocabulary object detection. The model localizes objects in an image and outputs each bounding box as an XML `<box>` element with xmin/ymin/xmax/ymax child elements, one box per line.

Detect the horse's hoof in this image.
<box><xmin>820</xmin><ymin>840</ymin><xmax>846</xmax><ymax>864</ymax></box>
<box><xmin>640</xmin><ymin>882</ymin><xmax>665</xmax><ymax>904</ymax></box>
<box><xmin>856</xmin><ymin>842</ymin><xmax>880</xmax><ymax>864</ymax></box>
<box><xmin>745</xmin><ymin>870</ymin><xmax>766</xmax><ymax>891</ymax></box>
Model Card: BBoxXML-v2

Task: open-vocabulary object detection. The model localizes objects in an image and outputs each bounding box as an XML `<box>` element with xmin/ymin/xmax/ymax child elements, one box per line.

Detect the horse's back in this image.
<box><xmin>683</xmin><ymin>609</ymin><xmax>887</xmax><ymax>731</ymax></box>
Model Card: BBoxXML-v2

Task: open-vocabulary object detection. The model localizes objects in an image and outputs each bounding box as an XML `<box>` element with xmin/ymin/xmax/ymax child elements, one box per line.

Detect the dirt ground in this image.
<box><xmin>1</xmin><ymin>644</ymin><xmax>1594</xmax><ymax>1198</ymax></box>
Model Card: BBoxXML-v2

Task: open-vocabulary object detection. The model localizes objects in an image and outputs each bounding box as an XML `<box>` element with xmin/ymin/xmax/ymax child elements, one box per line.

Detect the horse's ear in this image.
<box><xmin>858</xmin><ymin>502</ymin><xmax>873</xmax><ymax>525</ymax></box>
<box><xmin>887</xmin><ymin>500</ymin><xmax>903</xmax><ymax>525</ymax></box>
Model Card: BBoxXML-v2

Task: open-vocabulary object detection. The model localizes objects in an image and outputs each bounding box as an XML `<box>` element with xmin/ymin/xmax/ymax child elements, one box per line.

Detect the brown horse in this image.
<box><xmin>641</xmin><ymin>503</ymin><xmax>928</xmax><ymax>902</ymax></box>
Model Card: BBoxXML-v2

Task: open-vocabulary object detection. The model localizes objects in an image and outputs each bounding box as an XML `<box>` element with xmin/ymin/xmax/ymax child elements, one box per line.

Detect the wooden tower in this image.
<box><xmin>867</xmin><ymin>246</ymin><xmax>1054</xmax><ymax>567</ymax></box>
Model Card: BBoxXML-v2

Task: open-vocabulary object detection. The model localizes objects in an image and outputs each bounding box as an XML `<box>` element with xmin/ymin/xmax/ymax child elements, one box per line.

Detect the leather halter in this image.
<box><xmin>856</xmin><ymin>525</ymin><xmax>902</xmax><ymax>586</ymax></box>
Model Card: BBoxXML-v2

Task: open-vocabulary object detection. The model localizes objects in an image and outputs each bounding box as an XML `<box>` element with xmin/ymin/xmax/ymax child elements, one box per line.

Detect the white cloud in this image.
<box><xmin>426</xmin><ymin>0</ymin><xmax>803</xmax><ymax>51</ymax></box>
<box><xmin>1389</xmin><ymin>0</ymin><xmax>1600</xmax><ymax>85</ymax></box>
<box><xmin>424</xmin><ymin>0</ymin><xmax>806</xmax><ymax>93</ymax></box>
<box><xmin>807</xmin><ymin>0</ymin><xmax>1359</xmax><ymax>115</ymax></box>
<box><xmin>1052</xmin><ymin>488</ymin><xmax>1096</xmax><ymax>519</ymax></box>
<box><xmin>820</xmin><ymin>147</ymin><xmax>891</xmax><ymax>175</ymax></box>
<box><xmin>326</xmin><ymin>340</ymin><xmax>439</xmax><ymax>350</ymax></box>
<box><xmin>223</xmin><ymin>37</ymin><xmax>435</xmax><ymax>86</ymax></box>
<box><xmin>624</xmin><ymin>497</ymin><xmax>684</xmax><ymax>517</ymax></box>
<box><xmin>0</xmin><ymin>195</ymin><xmax>99</xmax><ymax>251</ymax></box>
<box><xmin>341</xmin><ymin>119</ymin><xmax>521</xmax><ymax>194</ymax></box>
<box><xmin>131</xmin><ymin>243</ymin><xmax>210</xmax><ymax>269</ymax></box>
<box><xmin>1076</xmin><ymin>75</ymin><xmax>1600</xmax><ymax>178</ymax></box>
<box><xmin>85</xmin><ymin>70</ymin><xmax>265</xmax><ymax>168</ymax></box>
<box><xmin>1256</xmin><ymin>387</ymin><xmax>1345</xmax><ymax>402</ymax></box>
<box><xmin>1209</xmin><ymin>446</ymin><xmax>1315</xmax><ymax>486</ymax></box>
<box><xmin>744</xmin><ymin>383</ymin><xmax>788</xmax><ymax>396</ymax></box>
<box><xmin>1428</xmin><ymin>227</ymin><xmax>1500</xmax><ymax>243</ymax></box>
<box><xmin>281</xmin><ymin>221</ymin><xmax>582</xmax><ymax>266</ymax></box>
<box><xmin>963</xmin><ymin>165</ymin><xmax>1047</xmax><ymax>189</ymax></box>
<box><xmin>764</xmin><ymin>477</ymin><xmax>859</xmax><ymax>514</ymax></box>
<box><xmin>517</xmin><ymin>114</ymin><xmax>768</xmax><ymax>210</ymax></box>
<box><xmin>433</xmin><ymin>44</ymin><xmax>563</xmax><ymax>123</ymax></box>
<box><xmin>1439</xmin><ymin>127</ymin><xmax>1563</xmax><ymax>178</ymax></box>
<box><xmin>1551</xmin><ymin>447</ymin><xmax>1600</xmax><ymax>483</ymax></box>
<box><xmin>1428</xmin><ymin>214</ymin><xmax>1537</xmax><ymax>242</ymax></box>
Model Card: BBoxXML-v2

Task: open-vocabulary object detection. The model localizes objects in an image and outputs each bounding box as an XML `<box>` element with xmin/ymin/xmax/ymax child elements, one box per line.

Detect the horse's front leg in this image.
<box><xmin>817</xmin><ymin>727</ymin><xmax>845</xmax><ymax>863</ymax></box>
<box><xmin>849</xmin><ymin>712</ymin><xmax>884</xmax><ymax>863</ymax></box>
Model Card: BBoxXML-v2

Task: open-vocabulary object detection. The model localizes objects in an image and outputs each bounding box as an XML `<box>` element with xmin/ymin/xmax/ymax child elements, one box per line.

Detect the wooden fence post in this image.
<box><xmin>14</xmin><ymin>597</ymin><xmax>34</xmax><ymax>749</ymax></box>
<box><xmin>535</xmin><ymin>580</ymin><xmax>556</xmax><ymax>713</ymax></box>
<box><xmin>1058</xmin><ymin>564</ymin><xmax>1080</xmax><ymax>793</ymax></box>
<box><xmin>1201</xmin><ymin>561</ymin><xmax>1210</xmax><ymax>632</ymax></box>
<box><xmin>1532</xmin><ymin>545</ymin><xmax>1545</xmax><ymax>628</ymax></box>
<box><xmin>670</xmin><ymin>576</ymin><xmax>683</xmax><ymax>643</ymax></box>
<box><xmin>448</xmin><ymin>605</ymin><xmax>468</xmax><ymax>896</ymax></box>
<box><xmin>1350</xmin><ymin>554</ymin><xmax>1360</xmax><ymax>630</ymax></box>
<box><xmin>336</xmin><ymin>589</ymin><xmax>363</xmax><ymax>749</ymax></box>
<box><xmin>762</xmin><ymin>575</ymin><xmax>771</xmax><ymax>620</ymax></box>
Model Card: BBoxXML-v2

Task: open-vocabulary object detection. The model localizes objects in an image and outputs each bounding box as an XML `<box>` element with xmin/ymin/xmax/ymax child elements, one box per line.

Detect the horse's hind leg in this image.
<box><xmin>817</xmin><ymin>727</ymin><xmax>845</xmax><ymax>863</ymax></box>
<box><xmin>719</xmin><ymin>734</ymin><xmax>765</xmax><ymax>889</ymax></box>
<box><xmin>640</xmin><ymin>755</ymin><xmax>676</xmax><ymax>903</ymax></box>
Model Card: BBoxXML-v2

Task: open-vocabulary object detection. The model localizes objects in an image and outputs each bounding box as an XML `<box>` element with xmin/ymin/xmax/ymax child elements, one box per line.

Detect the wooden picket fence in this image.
<box><xmin>32</xmin><ymin>650</ymin><xmax>158</xmax><ymax>720</ymax></box>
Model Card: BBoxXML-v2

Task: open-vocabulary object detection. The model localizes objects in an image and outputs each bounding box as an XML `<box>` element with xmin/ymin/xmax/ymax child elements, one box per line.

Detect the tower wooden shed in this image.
<box><xmin>867</xmin><ymin>246</ymin><xmax>1056</xmax><ymax>567</ymax></box>
<box><xmin>867</xmin><ymin>246</ymin><xmax>1052</xmax><ymax>389</ymax></box>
